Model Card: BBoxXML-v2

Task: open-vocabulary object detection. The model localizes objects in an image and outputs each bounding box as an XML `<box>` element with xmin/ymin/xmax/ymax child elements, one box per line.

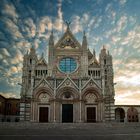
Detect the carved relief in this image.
<box><xmin>62</xmin><ymin>92</ymin><xmax>74</xmax><ymax>100</ymax></box>
<box><xmin>85</xmin><ymin>93</ymin><xmax>97</xmax><ymax>103</ymax></box>
<box><xmin>38</xmin><ymin>93</ymin><xmax>50</xmax><ymax>103</ymax></box>
<box><xmin>60</xmin><ymin>37</ymin><xmax>76</xmax><ymax>49</ymax></box>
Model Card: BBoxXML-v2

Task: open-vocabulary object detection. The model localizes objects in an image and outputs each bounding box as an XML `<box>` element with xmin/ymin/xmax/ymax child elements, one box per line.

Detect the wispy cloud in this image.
<box><xmin>119</xmin><ymin>0</ymin><xmax>127</xmax><ymax>6</ymax></box>
<box><xmin>2</xmin><ymin>3</ymin><xmax>18</xmax><ymax>18</ymax></box>
<box><xmin>0</xmin><ymin>0</ymin><xmax>140</xmax><ymax>104</ymax></box>
<box><xmin>54</xmin><ymin>0</ymin><xmax>64</xmax><ymax>31</ymax></box>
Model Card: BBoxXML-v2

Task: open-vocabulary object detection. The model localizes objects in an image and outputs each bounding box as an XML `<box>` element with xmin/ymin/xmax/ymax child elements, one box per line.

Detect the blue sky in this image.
<box><xmin>0</xmin><ymin>0</ymin><xmax>140</xmax><ymax>105</ymax></box>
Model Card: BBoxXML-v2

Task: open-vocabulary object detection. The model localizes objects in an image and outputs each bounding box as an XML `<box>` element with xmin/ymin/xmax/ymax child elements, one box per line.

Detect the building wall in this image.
<box><xmin>0</xmin><ymin>95</ymin><xmax>20</xmax><ymax>122</ymax></box>
<box><xmin>114</xmin><ymin>105</ymin><xmax>140</xmax><ymax>122</ymax></box>
<box><xmin>0</xmin><ymin>95</ymin><xmax>6</xmax><ymax>121</ymax></box>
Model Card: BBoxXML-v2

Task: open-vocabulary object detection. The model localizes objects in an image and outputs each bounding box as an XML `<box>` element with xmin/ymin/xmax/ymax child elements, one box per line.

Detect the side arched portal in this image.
<box><xmin>31</xmin><ymin>87</ymin><xmax>53</xmax><ymax>123</ymax></box>
<box><xmin>82</xmin><ymin>88</ymin><xmax>103</xmax><ymax>123</ymax></box>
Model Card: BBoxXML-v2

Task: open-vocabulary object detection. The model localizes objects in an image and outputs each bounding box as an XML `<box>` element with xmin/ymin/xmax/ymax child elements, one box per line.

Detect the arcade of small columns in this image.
<box><xmin>30</xmin><ymin>86</ymin><xmax>104</xmax><ymax>123</ymax></box>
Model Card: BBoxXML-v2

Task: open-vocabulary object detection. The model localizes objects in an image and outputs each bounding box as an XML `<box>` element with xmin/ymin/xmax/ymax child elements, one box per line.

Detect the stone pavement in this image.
<box><xmin>0</xmin><ymin>122</ymin><xmax>140</xmax><ymax>140</ymax></box>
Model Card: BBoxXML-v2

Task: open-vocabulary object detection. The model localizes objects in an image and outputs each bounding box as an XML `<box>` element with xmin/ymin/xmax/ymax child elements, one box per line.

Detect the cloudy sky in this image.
<box><xmin>0</xmin><ymin>0</ymin><xmax>140</xmax><ymax>105</ymax></box>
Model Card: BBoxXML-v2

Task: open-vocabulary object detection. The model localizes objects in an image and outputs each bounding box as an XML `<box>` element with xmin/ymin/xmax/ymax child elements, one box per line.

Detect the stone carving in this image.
<box><xmin>61</xmin><ymin>37</ymin><xmax>76</xmax><ymax>48</ymax></box>
<box><xmin>38</xmin><ymin>93</ymin><xmax>50</xmax><ymax>103</ymax></box>
<box><xmin>85</xmin><ymin>93</ymin><xmax>97</xmax><ymax>103</ymax></box>
<box><xmin>62</xmin><ymin>92</ymin><xmax>74</xmax><ymax>100</ymax></box>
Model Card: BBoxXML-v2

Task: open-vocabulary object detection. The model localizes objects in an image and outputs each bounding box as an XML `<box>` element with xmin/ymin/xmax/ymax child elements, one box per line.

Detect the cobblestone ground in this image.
<box><xmin>0</xmin><ymin>122</ymin><xmax>140</xmax><ymax>140</ymax></box>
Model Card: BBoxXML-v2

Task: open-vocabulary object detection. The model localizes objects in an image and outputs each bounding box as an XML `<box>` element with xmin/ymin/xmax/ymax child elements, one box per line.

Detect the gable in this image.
<box><xmin>82</xmin><ymin>77</ymin><xmax>102</xmax><ymax>91</ymax></box>
<box><xmin>34</xmin><ymin>77</ymin><xmax>53</xmax><ymax>90</ymax></box>
<box><xmin>55</xmin><ymin>29</ymin><xmax>81</xmax><ymax>50</ymax></box>
<box><xmin>56</xmin><ymin>76</ymin><xmax>79</xmax><ymax>91</ymax></box>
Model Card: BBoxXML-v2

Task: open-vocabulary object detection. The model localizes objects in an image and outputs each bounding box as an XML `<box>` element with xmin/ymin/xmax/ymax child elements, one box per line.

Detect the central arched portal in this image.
<box><xmin>56</xmin><ymin>87</ymin><xmax>79</xmax><ymax>123</ymax></box>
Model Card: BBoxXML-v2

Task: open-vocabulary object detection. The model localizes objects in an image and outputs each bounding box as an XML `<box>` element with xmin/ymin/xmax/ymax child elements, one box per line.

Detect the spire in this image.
<box><xmin>30</xmin><ymin>46</ymin><xmax>36</xmax><ymax>55</ymax></box>
<box><xmin>100</xmin><ymin>45</ymin><xmax>106</xmax><ymax>55</ymax></box>
<box><xmin>90</xmin><ymin>48</ymin><xmax>98</xmax><ymax>65</ymax></box>
<box><xmin>103</xmin><ymin>45</ymin><xmax>106</xmax><ymax>51</ymax></box>
<box><xmin>93</xmin><ymin>48</ymin><xmax>96</xmax><ymax>58</ymax></box>
<box><xmin>65</xmin><ymin>21</ymin><xmax>71</xmax><ymax>31</ymax></box>
<box><xmin>82</xmin><ymin>30</ymin><xmax>87</xmax><ymax>50</ymax></box>
<box><xmin>108</xmin><ymin>50</ymin><xmax>110</xmax><ymax>55</ymax></box>
<box><xmin>49</xmin><ymin>30</ymin><xmax>54</xmax><ymax>46</ymax></box>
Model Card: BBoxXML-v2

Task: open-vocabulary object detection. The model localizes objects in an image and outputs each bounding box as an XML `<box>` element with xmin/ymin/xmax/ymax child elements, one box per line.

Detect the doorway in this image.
<box><xmin>62</xmin><ymin>104</ymin><xmax>73</xmax><ymax>123</ymax></box>
<box><xmin>39</xmin><ymin>107</ymin><xmax>49</xmax><ymax>122</ymax></box>
<box><xmin>87</xmin><ymin>107</ymin><xmax>96</xmax><ymax>122</ymax></box>
<box><xmin>115</xmin><ymin>108</ymin><xmax>125</xmax><ymax>122</ymax></box>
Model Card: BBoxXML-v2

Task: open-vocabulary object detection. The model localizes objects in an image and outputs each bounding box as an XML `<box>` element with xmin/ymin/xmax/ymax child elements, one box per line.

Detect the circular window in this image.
<box><xmin>59</xmin><ymin>57</ymin><xmax>77</xmax><ymax>73</ymax></box>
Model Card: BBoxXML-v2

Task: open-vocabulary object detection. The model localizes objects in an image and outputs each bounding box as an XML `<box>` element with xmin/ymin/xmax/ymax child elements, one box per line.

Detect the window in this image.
<box><xmin>30</xmin><ymin>59</ymin><xmax>32</xmax><ymax>64</ymax></box>
<box><xmin>104</xmin><ymin>59</ymin><xmax>106</xmax><ymax>65</ymax></box>
<box><xmin>59</xmin><ymin>57</ymin><xmax>77</xmax><ymax>73</ymax></box>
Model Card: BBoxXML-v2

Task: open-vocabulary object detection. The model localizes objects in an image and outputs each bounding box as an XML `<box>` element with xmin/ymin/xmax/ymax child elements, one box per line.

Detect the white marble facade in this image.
<box><xmin>20</xmin><ymin>24</ymin><xmax>116</xmax><ymax>123</ymax></box>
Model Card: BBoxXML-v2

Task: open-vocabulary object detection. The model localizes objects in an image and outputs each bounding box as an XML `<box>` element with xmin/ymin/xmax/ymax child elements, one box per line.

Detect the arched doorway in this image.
<box><xmin>62</xmin><ymin>104</ymin><xmax>73</xmax><ymax>123</ymax></box>
<box><xmin>127</xmin><ymin>107</ymin><xmax>139</xmax><ymax>122</ymax></box>
<box><xmin>82</xmin><ymin>89</ymin><xmax>102</xmax><ymax>123</ymax></box>
<box><xmin>39</xmin><ymin>107</ymin><xmax>49</xmax><ymax>122</ymax></box>
<box><xmin>56</xmin><ymin>87</ymin><xmax>79</xmax><ymax>123</ymax></box>
<box><xmin>32</xmin><ymin>87</ymin><xmax>53</xmax><ymax>123</ymax></box>
<box><xmin>38</xmin><ymin>93</ymin><xmax>50</xmax><ymax>123</ymax></box>
<box><xmin>115</xmin><ymin>108</ymin><xmax>125</xmax><ymax>122</ymax></box>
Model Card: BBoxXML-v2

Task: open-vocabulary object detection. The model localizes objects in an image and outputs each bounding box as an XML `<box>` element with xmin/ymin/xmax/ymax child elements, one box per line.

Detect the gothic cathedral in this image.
<box><xmin>20</xmin><ymin>24</ymin><xmax>115</xmax><ymax>123</ymax></box>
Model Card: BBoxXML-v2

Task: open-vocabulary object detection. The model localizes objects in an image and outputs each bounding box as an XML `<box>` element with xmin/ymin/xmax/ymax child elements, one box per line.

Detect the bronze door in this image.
<box><xmin>62</xmin><ymin>104</ymin><xmax>73</xmax><ymax>123</ymax></box>
<box><xmin>87</xmin><ymin>107</ymin><xmax>96</xmax><ymax>122</ymax></box>
<box><xmin>39</xmin><ymin>107</ymin><xmax>48</xmax><ymax>122</ymax></box>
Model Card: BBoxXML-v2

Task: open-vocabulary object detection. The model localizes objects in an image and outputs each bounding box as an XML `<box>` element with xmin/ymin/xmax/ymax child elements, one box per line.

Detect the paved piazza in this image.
<box><xmin>0</xmin><ymin>123</ymin><xmax>140</xmax><ymax>140</ymax></box>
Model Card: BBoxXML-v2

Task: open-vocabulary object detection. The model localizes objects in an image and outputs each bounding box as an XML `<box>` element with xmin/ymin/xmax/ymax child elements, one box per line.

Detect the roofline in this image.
<box><xmin>115</xmin><ymin>105</ymin><xmax>140</xmax><ymax>107</ymax></box>
<box><xmin>0</xmin><ymin>94</ymin><xmax>6</xmax><ymax>99</ymax></box>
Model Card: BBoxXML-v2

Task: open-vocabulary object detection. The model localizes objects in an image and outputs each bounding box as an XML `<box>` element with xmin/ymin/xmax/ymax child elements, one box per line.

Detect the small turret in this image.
<box><xmin>93</xmin><ymin>48</ymin><xmax>96</xmax><ymax>58</ymax></box>
<box><xmin>99</xmin><ymin>45</ymin><xmax>107</xmax><ymax>65</ymax></box>
<box><xmin>65</xmin><ymin>21</ymin><xmax>71</xmax><ymax>31</ymax></box>
<box><xmin>82</xmin><ymin>31</ymin><xmax>87</xmax><ymax>50</ymax></box>
<box><xmin>49</xmin><ymin>31</ymin><xmax>54</xmax><ymax>46</ymax></box>
<box><xmin>81</xmin><ymin>31</ymin><xmax>88</xmax><ymax>77</ymax></box>
<box><xmin>48</xmin><ymin>31</ymin><xmax>55</xmax><ymax>76</ymax></box>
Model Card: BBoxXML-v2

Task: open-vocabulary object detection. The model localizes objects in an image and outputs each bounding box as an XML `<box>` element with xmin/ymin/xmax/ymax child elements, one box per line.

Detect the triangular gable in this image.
<box><xmin>55</xmin><ymin>29</ymin><xmax>81</xmax><ymax>49</ymax></box>
<box><xmin>82</xmin><ymin>77</ymin><xmax>101</xmax><ymax>91</ymax></box>
<box><xmin>89</xmin><ymin>61</ymin><xmax>100</xmax><ymax>68</ymax></box>
<box><xmin>56</xmin><ymin>75</ymin><xmax>79</xmax><ymax>90</ymax></box>
<box><xmin>88</xmin><ymin>49</ymin><xmax>93</xmax><ymax>59</ymax></box>
<box><xmin>37</xmin><ymin>57</ymin><xmax>47</xmax><ymax>66</ymax></box>
<box><xmin>34</xmin><ymin>76</ymin><xmax>53</xmax><ymax>90</ymax></box>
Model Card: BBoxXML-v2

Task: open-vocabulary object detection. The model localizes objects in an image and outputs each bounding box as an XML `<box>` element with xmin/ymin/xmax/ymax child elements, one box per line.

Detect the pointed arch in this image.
<box><xmin>82</xmin><ymin>87</ymin><xmax>102</xmax><ymax>100</ymax></box>
<box><xmin>33</xmin><ymin>87</ymin><xmax>53</xmax><ymax>99</ymax></box>
<box><xmin>56</xmin><ymin>86</ymin><xmax>79</xmax><ymax>99</ymax></box>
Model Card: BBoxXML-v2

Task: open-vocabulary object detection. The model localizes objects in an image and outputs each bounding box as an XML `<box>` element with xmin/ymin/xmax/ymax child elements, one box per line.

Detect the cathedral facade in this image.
<box><xmin>20</xmin><ymin>25</ymin><xmax>118</xmax><ymax>123</ymax></box>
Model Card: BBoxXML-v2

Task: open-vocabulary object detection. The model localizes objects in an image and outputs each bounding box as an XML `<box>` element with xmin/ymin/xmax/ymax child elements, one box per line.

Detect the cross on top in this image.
<box><xmin>65</xmin><ymin>21</ymin><xmax>71</xmax><ymax>30</ymax></box>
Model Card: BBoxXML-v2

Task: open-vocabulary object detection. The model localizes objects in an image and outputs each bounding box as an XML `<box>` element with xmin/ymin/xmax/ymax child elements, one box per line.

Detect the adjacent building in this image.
<box><xmin>0</xmin><ymin>94</ymin><xmax>20</xmax><ymax>122</ymax></box>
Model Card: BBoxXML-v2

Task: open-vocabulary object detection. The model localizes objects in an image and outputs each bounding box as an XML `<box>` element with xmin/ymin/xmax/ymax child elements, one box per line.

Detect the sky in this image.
<box><xmin>0</xmin><ymin>0</ymin><xmax>140</xmax><ymax>105</ymax></box>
